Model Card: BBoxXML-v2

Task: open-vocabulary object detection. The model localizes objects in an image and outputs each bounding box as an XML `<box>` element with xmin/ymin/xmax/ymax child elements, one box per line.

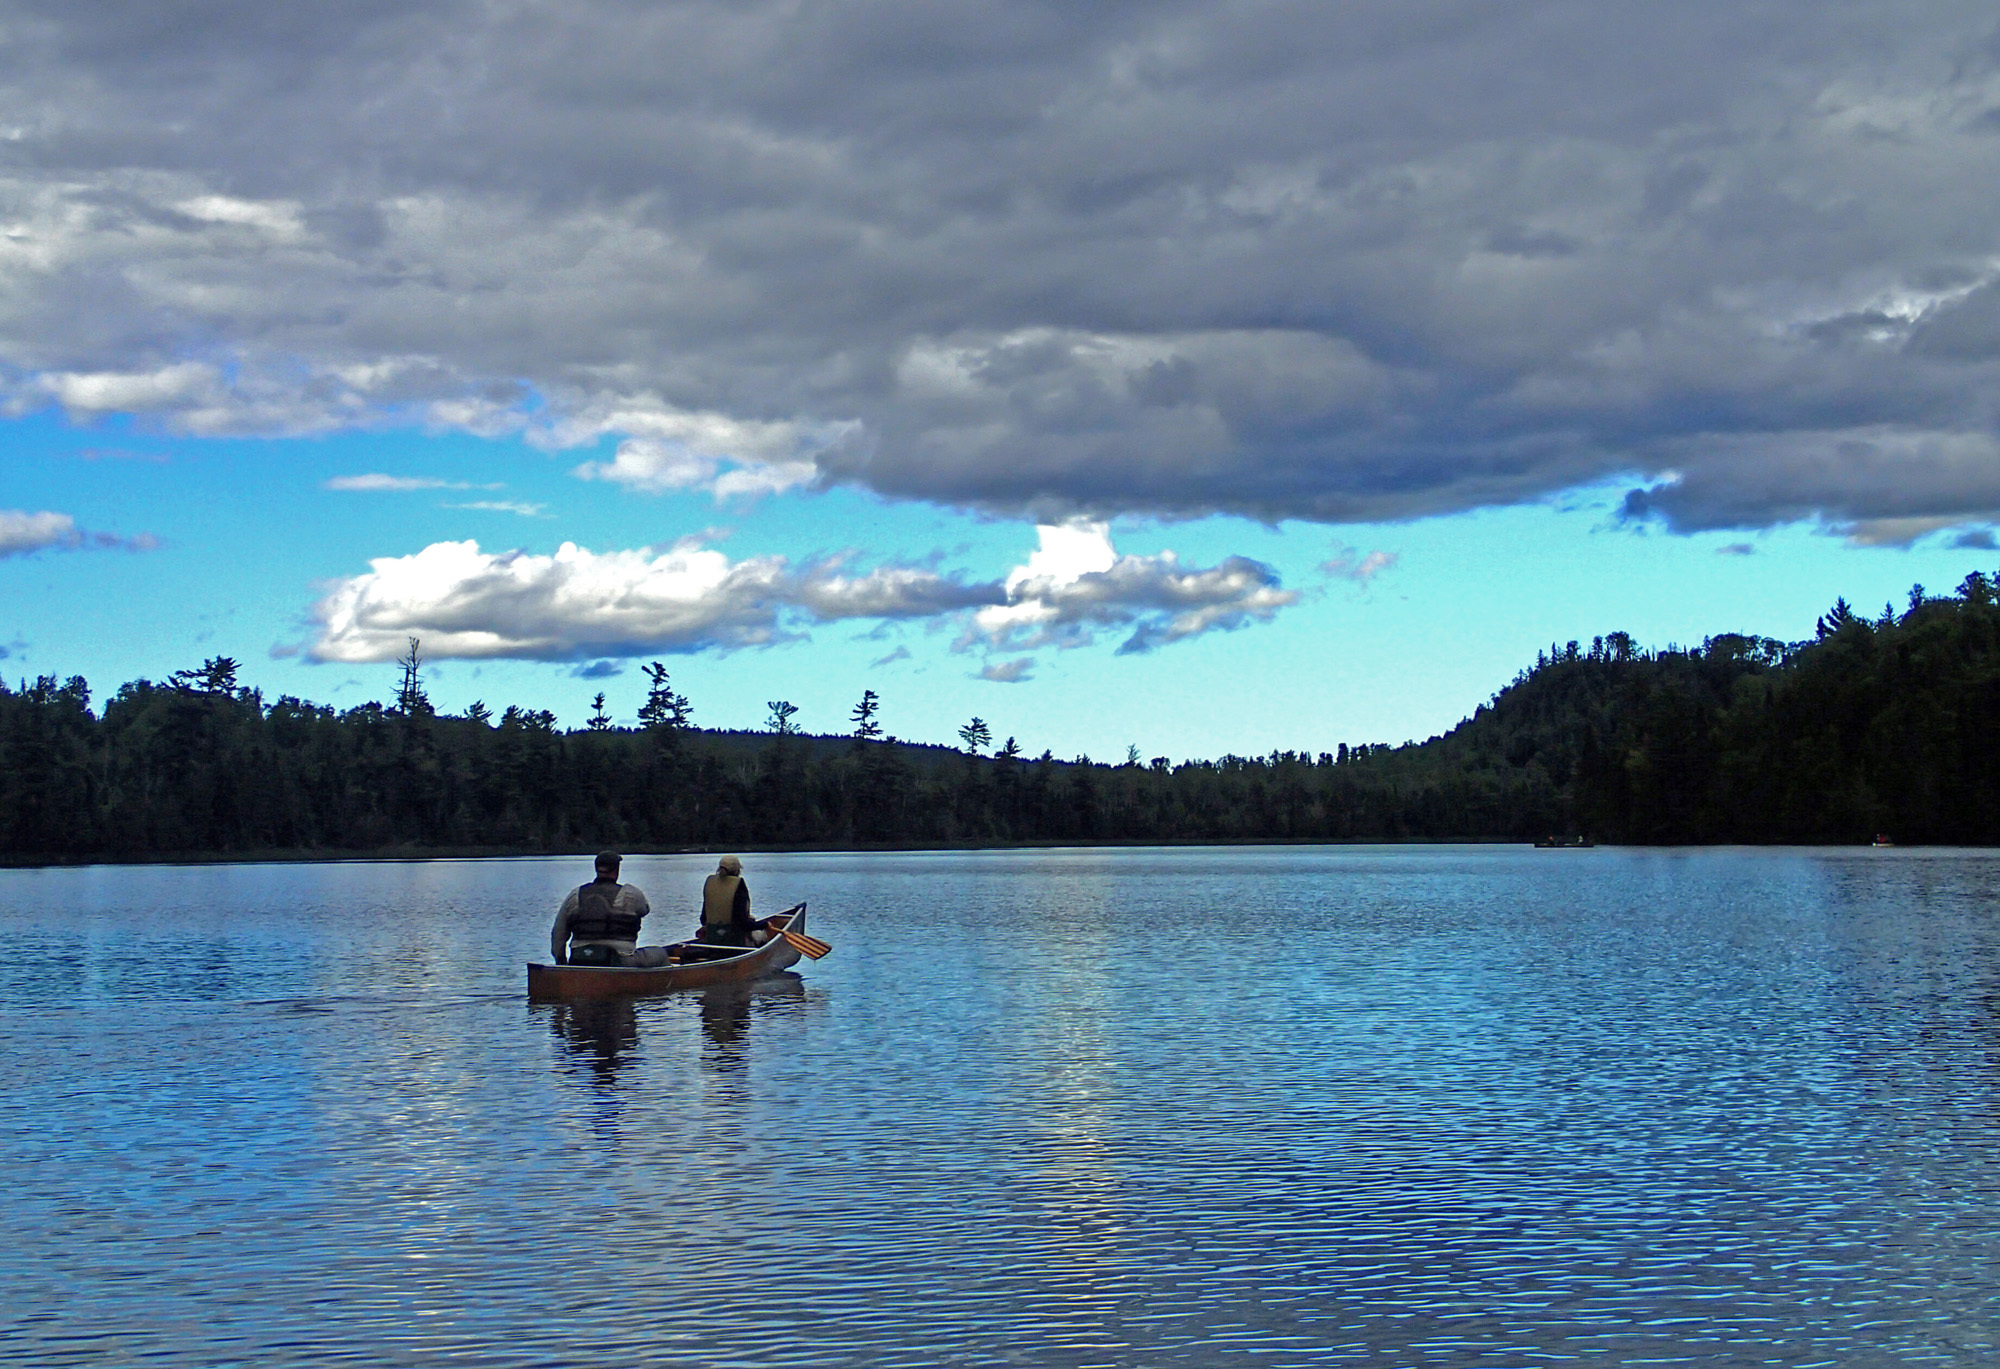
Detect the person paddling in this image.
<box><xmin>551</xmin><ymin>852</ymin><xmax>670</xmax><ymax>966</ymax></box>
<box><xmin>698</xmin><ymin>855</ymin><xmax>764</xmax><ymax>946</ymax></box>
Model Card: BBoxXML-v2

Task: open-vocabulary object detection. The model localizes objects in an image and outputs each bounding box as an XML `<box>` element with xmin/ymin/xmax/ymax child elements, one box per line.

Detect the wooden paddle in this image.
<box><xmin>781</xmin><ymin>928</ymin><xmax>833</xmax><ymax>959</ymax></box>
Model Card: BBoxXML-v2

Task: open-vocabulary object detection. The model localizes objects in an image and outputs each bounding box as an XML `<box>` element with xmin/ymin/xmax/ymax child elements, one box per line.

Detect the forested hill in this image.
<box><xmin>1391</xmin><ymin>572</ymin><xmax>2000</xmax><ymax>844</ymax></box>
<box><xmin>6</xmin><ymin>572</ymin><xmax>2000</xmax><ymax>860</ymax></box>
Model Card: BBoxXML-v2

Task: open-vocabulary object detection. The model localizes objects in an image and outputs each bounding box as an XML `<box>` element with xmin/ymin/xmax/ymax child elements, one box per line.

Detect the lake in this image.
<box><xmin>3</xmin><ymin>845</ymin><xmax>1999</xmax><ymax>1367</ymax></box>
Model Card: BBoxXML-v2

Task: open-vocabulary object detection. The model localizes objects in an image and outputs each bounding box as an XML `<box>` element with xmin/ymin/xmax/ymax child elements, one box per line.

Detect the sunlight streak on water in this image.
<box><xmin>3</xmin><ymin>846</ymin><xmax>2000</xmax><ymax>1366</ymax></box>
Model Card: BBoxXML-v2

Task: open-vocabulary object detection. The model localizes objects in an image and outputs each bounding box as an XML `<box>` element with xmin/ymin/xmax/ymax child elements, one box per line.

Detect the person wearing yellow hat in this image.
<box><xmin>698</xmin><ymin>854</ymin><xmax>761</xmax><ymax>946</ymax></box>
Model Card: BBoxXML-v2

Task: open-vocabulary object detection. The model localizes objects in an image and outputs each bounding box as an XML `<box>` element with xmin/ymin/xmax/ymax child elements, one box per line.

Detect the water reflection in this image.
<box><xmin>545</xmin><ymin>998</ymin><xmax>640</xmax><ymax>1088</ymax></box>
<box><xmin>699</xmin><ymin>973</ymin><xmax>805</xmax><ymax>1072</ymax></box>
<box><xmin>698</xmin><ymin>986</ymin><xmax>750</xmax><ymax>1066</ymax></box>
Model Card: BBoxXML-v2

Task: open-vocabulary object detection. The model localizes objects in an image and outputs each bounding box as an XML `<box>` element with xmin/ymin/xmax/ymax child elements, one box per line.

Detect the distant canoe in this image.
<box><xmin>1533</xmin><ymin>836</ymin><xmax>1594</xmax><ymax>848</ymax></box>
<box><xmin>528</xmin><ymin>903</ymin><xmax>809</xmax><ymax>1000</ymax></box>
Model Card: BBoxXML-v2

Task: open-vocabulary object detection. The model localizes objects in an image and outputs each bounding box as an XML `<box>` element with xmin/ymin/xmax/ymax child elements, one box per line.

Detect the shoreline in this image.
<box><xmin>2</xmin><ymin>834</ymin><xmax>1536</xmax><ymax>870</ymax></box>
<box><xmin>4</xmin><ymin>835</ymin><xmax>1967</xmax><ymax>871</ymax></box>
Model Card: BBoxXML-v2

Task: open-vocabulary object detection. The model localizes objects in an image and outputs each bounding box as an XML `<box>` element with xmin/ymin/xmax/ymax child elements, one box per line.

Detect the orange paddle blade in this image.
<box><xmin>781</xmin><ymin>928</ymin><xmax>833</xmax><ymax>959</ymax></box>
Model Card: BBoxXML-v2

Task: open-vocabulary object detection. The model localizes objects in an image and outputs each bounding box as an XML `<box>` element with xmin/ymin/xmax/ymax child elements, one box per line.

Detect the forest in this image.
<box><xmin>6</xmin><ymin>572</ymin><xmax>2000</xmax><ymax>861</ymax></box>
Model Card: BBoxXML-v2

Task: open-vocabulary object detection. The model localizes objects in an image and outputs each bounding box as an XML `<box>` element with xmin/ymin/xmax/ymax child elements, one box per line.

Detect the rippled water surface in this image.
<box><xmin>5</xmin><ymin>845</ymin><xmax>2000</xmax><ymax>1367</ymax></box>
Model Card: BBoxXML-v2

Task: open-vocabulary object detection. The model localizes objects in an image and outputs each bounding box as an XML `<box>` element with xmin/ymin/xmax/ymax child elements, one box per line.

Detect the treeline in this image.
<box><xmin>0</xmin><ymin>665</ymin><xmax>1537</xmax><ymax>859</ymax></box>
<box><xmin>5</xmin><ymin>572</ymin><xmax>2000</xmax><ymax>859</ymax></box>
<box><xmin>1374</xmin><ymin>571</ymin><xmax>2000</xmax><ymax>844</ymax></box>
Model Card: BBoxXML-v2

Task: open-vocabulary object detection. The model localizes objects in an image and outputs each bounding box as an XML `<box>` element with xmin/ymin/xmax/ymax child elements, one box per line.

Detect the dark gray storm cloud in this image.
<box><xmin>7</xmin><ymin>1</ymin><xmax>2000</xmax><ymax>532</ymax></box>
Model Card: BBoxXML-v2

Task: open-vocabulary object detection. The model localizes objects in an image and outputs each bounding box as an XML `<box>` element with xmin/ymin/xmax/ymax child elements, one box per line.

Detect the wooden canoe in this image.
<box><xmin>527</xmin><ymin>902</ymin><xmax>809</xmax><ymax>1000</ymax></box>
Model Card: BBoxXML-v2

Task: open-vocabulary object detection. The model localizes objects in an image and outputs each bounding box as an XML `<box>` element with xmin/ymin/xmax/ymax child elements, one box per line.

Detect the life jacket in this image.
<box><xmin>702</xmin><ymin>873</ymin><xmax>744</xmax><ymax>929</ymax></box>
<box><xmin>570</xmin><ymin>880</ymin><xmax>642</xmax><ymax>943</ymax></box>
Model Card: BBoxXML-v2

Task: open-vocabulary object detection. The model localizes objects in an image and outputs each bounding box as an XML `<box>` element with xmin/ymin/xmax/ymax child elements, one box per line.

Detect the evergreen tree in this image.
<box><xmin>851</xmin><ymin>689</ymin><xmax>883</xmax><ymax>739</ymax></box>
<box><xmin>638</xmin><ymin>662</ymin><xmax>692</xmax><ymax>731</ymax></box>
<box><xmin>171</xmin><ymin>656</ymin><xmax>240</xmax><ymax>695</ymax></box>
<box><xmin>394</xmin><ymin>638</ymin><xmax>431</xmax><ymax>715</ymax></box>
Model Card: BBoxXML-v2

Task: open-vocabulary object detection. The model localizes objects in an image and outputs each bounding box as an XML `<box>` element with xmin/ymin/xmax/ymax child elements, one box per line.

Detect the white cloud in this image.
<box><xmin>0</xmin><ymin>508</ymin><xmax>157</xmax><ymax>557</ymax></box>
<box><xmin>41</xmin><ymin>363</ymin><xmax>219</xmax><ymax>416</ymax></box>
<box><xmin>980</xmin><ymin>658</ymin><xmax>1036</xmax><ymax>683</ymax></box>
<box><xmin>312</xmin><ymin>540</ymin><xmax>787</xmax><ymax>662</ymax></box>
<box><xmin>567</xmin><ymin>407</ymin><xmax>848</xmax><ymax>501</ymax></box>
<box><xmin>310</xmin><ymin>538</ymin><xmax>998</xmax><ymax>663</ymax></box>
<box><xmin>324</xmin><ymin>474</ymin><xmax>497</xmax><ymax>492</ymax></box>
<box><xmin>0</xmin><ymin>510</ymin><xmax>76</xmax><ymax>557</ymax></box>
<box><xmin>308</xmin><ymin>521</ymin><xmax>1292</xmax><ymax>664</ymax></box>
<box><xmin>970</xmin><ymin>521</ymin><xmax>1117</xmax><ymax>645</ymax></box>
<box><xmin>1321</xmin><ymin>546</ymin><xmax>1400</xmax><ymax>583</ymax></box>
<box><xmin>574</xmin><ymin>438</ymin><xmax>718</xmax><ymax>493</ymax></box>
<box><xmin>713</xmin><ymin>460</ymin><xmax>820</xmax><ymax>500</ymax></box>
<box><xmin>551</xmin><ymin>404</ymin><xmax>818</xmax><ymax>461</ymax></box>
<box><xmin>444</xmin><ymin>500</ymin><xmax>549</xmax><ymax>517</ymax></box>
<box><xmin>971</xmin><ymin>522</ymin><xmax>1299</xmax><ymax>655</ymax></box>
<box><xmin>175</xmin><ymin>195</ymin><xmax>305</xmax><ymax>238</ymax></box>
<box><xmin>792</xmin><ymin>564</ymin><xmax>1002</xmax><ymax>619</ymax></box>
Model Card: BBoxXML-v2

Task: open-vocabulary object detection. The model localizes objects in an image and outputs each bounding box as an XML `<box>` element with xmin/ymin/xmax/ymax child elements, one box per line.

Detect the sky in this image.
<box><xmin>6</xmin><ymin>0</ymin><xmax>2000</xmax><ymax>761</ymax></box>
